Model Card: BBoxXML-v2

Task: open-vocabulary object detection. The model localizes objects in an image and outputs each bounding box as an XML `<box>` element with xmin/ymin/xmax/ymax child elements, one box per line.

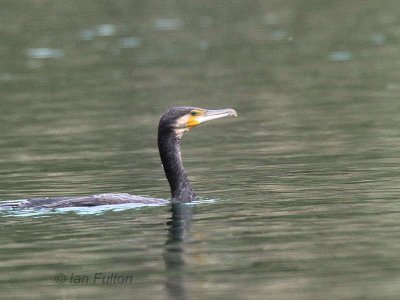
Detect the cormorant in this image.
<box><xmin>0</xmin><ymin>106</ymin><xmax>237</xmax><ymax>209</ymax></box>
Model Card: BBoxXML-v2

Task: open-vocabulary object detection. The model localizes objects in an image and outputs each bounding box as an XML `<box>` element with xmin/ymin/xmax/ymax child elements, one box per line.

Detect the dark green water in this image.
<box><xmin>1</xmin><ymin>1</ymin><xmax>400</xmax><ymax>299</ymax></box>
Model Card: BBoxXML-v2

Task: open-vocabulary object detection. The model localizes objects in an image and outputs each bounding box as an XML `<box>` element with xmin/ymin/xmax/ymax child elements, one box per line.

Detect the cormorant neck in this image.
<box><xmin>158</xmin><ymin>128</ymin><xmax>196</xmax><ymax>202</ymax></box>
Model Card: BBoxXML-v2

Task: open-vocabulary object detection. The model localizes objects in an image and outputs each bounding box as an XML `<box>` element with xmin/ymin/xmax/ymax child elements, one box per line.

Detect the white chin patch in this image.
<box><xmin>174</xmin><ymin>127</ymin><xmax>189</xmax><ymax>138</ymax></box>
<box><xmin>173</xmin><ymin>115</ymin><xmax>191</xmax><ymax>138</ymax></box>
<box><xmin>175</xmin><ymin>115</ymin><xmax>190</xmax><ymax>126</ymax></box>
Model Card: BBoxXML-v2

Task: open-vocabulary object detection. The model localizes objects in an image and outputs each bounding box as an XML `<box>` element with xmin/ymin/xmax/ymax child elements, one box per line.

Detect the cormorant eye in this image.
<box><xmin>190</xmin><ymin>111</ymin><xmax>197</xmax><ymax>116</ymax></box>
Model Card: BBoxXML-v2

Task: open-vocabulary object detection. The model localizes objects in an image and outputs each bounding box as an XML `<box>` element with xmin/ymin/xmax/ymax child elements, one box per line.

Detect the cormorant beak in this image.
<box><xmin>187</xmin><ymin>108</ymin><xmax>237</xmax><ymax>128</ymax></box>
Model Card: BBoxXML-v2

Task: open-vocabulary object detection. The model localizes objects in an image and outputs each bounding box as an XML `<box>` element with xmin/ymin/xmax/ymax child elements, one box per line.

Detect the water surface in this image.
<box><xmin>1</xmin><ymin>1</ymin><xmax>400</xmax><ymax>299</ymax></box>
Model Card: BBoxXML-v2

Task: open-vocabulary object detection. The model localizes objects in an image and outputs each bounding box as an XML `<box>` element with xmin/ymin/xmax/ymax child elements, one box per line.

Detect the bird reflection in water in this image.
<box><xmin>163</xmin><ymin>203</ymin><xmax>193</xmax><ymax>300</ymax></box>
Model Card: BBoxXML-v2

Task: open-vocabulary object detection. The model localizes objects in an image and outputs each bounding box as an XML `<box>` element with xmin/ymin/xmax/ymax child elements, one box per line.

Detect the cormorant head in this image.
<box><xmin>159</xmin><ymin>106</ymin><xmax>237</xmax><ymax>138</ymax></box>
